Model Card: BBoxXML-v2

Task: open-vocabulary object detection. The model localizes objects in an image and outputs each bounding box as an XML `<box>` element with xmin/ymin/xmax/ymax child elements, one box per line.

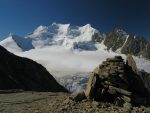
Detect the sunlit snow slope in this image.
<box><xmin>0</xmin><ymin>34</ymin><xmax>34</xmax><ymax>52</ymax></box>
<box><xmin>26</xmin><ymin>23</ymin><xmax>105</xmax><ymax>50</ymax></box>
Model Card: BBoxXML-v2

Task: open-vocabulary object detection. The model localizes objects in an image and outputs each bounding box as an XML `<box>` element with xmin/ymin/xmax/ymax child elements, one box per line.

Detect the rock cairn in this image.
<box><xmin>74</xmin><ymin>55</ymin><xmax>150</xmax><ymax>108</ymax></box>
<box><xmin>85</xmin><ymin>56</ymin><xmax>131</xmax><ymax>106</ymax></box>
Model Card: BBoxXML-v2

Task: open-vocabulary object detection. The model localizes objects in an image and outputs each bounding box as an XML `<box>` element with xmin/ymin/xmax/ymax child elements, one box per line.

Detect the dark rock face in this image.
<box><xmin>139</xmin><ymin>71</ymin><xmax>150</xmax><ymax>94</ymax></box>
<box><xmin>143</xmin><ymin>42</ymin><xmax>150</xmax><ymax>59</ymax></box>
<box><xmin>126</xmin><ymin>55</ymin><xmax>138</xmax><ymax>73</ymax></box>
<box><xmin>121</xmin><ymin>35</ymin><xmax>148</xmax><ymax>56</ymax></box>
<box><xmin>104</xmin><ymin>29</ymin><xmax>127</xmax><ymax>51</ymax></box>
<box><xmin>0</xmin><ymin>46</ymin><xmax>68</xmax><ymax>92</ymax></box>
<box><xmin>92</xmin><ymin>32</ymin><xmax>105</xmax><ymax>43</ymax></box>
<box><xmin>82</xmin><ymin>56</ymin><xmax>150</xmax><ymax>106</ymax></box>
<box><xmin>103</xmin><ymin>29</ymin><xmax>150</xmax><ymax>60</ymax></box>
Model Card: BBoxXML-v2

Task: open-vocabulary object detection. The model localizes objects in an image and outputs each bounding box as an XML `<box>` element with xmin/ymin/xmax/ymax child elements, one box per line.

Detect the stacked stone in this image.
<box><xmin>84</xmin><ymin>56</ymin><xmax>132</xmax><ymax>106</ymax></box>
<box><xmin>74</xmin><ymin>55</ymin><xmax>149</xmax><ymax>108</ymax></box>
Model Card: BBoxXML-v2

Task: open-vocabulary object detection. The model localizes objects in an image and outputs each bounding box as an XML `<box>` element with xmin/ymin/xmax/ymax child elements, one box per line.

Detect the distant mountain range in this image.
<box><xmin>0</xmin><ymin>23</ymin><xmax>149</xmax><ymax>60</ymax></box>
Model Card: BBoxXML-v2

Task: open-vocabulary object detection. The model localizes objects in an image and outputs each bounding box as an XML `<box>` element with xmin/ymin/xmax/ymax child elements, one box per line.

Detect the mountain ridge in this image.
<box><xmin>0</xmin><ymin>45</ymin><xmax>67</xmax><ymax>92</ymax></box>
<box><xmin>0</xmin><ymin>23</ymin><xmax>149</xmax><ymax>60</ymax></box>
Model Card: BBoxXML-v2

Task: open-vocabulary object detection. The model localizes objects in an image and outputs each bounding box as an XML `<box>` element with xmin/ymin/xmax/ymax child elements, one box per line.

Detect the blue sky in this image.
<box><xmin>0</xmin><ymin>0</ymin><xmax>150</xmax><ymax>40</ymax></box>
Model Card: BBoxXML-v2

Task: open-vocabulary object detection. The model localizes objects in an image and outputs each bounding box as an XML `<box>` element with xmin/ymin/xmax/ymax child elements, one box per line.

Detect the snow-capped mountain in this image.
<box><xmin>1</xmin><ymin>23</ymin><xmax>149</xmax><ymax>60</ymax></box>
<box><xmin>25</xmin><ymin>23</ymin><xmax>105</xmax><ymax>50</ymax></box>
<box><xmin>0</xmin><ymin>34</ymin><xmax>34</xmax><ymax>52</ymax></box>
<box><xmin>0</xmin><ymin>23</ymin><xmax>150</xmax><ymax>93</ymax></box>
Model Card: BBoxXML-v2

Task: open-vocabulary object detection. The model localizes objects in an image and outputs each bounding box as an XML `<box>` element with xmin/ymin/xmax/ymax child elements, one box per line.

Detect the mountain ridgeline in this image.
<box><xmin>0</xmin><ymin>45</ymin><xmax>68</xmax><ymax>92</ymax></box>
<box><xmin>0</xmin><ymin>23</ymin><xmax>149</xmax><ymax>60</ymax></box>
<box><xmin>103</xmin><ymin>29</ymin><xmax>150</xmax><ymax>60</ymax></box>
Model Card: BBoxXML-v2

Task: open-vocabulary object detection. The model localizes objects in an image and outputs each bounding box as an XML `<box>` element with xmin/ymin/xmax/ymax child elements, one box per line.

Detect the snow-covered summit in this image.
<box><xmin>0</xmin><ymin>34</ymin><xmax>34</xmax><ymax>52</ymax></box>
<box><xmin>26</xmin><ymin>23</ymin><xmax>104</xmax><ymax>50</ymax></box>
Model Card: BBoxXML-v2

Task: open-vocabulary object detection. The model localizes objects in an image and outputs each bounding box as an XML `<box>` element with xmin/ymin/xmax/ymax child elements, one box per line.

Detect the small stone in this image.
<box><xmin>122</xmin><ymin>96</ymin><xmax>131</xmax><ymax>103</ymax></box>
<box><xmin>92</xmin><ymin>101</ymin><xmax>99</xmax><ymax>107</ymax></box>
<box><xmin>139</xmin><ymin>107</ymin><xmax>145</xmax><ymax>112</ymax></box>
<box><xmin>115</xmin><ymin>56</ymin><xmax>123</xmax><ymax>59</ymax></box>
<box><xmin>123</xmin><ymin>102</ymin><xmax>132</xmax><ymax>110</ymax></box>
<box><xmin>82</xmin><ymin>99</ymin><xmax>88</xmax><ymax>102</ymax></box>
<box><xmin>35</xmin><ymin>110</ymin><xmax>40</xmax><ymax>113</ymax></box>
<box><xmin>118</xmin><ymin>74</ymin><xmax>124</xmax><ymax>78</ymax></box>
<box><xmin>109</xmin><ymin>70</ymin><xmax>117</xmax><ymax>75</ymax></box>
<box><xmin>118</xmin><ymin>67</ymin><xmax>124</xmax><ymax>70</ymax></box>
<box><xmin>145</xmin><ymin>107</ymin><xmax>150</xmax><ymax>113</ymax></box>
<box><xmin>99</xmin><ymin>65</ymin><xmax>104</xmax><ymax>69</ymax></box>
<box><xmin>74</xmin><ymin>92</ymin><xmax>86</xmax><ymax>102</ymax></box>
<box><xmin>140</xmin><ymin>106</ymin><xmax>145</xmax><ymax>111</ymax></box>
<box><xmin>61</xmin><ymin>106</ymin><xmax>68</xmax><ymax>111</ymax></box>
<box><xmin>63</xmin><ymin>98</ymin><xmax>70</xmax><ymax>104</ymax></box>
<box><xmin>118</xmin><ymin>69</ymin><xmax>124</xmax><ymax>74</ymax></box>
<box><xmin>102</xmin><ymin>72</ymin><xmax>109</xmax><ymax>78</ymax></box>
<box><xmin>119</xmin><ymin>63</ymin><xmax>124</xmax><ymax>67</ymax></box>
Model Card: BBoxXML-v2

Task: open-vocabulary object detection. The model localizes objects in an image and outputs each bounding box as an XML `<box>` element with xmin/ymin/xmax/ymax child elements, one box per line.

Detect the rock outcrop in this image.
<box><xmin>104</xmin><ymin>29</ymin><xmax>150</xmax><ymax>60</ymax></box>
<box><xmin>104</xmin><ymin>29</ymin><xmax>127</xmax><ymax>51</ymax></box>
<box><xmin>74</xmin><ymin>55</ymin><xmax>150</xmax><ymax>107</ymax></box>
<box><xmin>0</xmin><ymin>45</ymin><xmax>68</xmax><ymax>92</ymax></box>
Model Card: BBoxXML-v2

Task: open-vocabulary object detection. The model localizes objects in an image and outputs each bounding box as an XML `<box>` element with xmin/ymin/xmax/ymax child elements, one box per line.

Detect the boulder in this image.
<box><xmin>126</xmin><ymin>54</ymin><xmax>138</xmax><ymax>73</ymax></box>
<box><xmin>123</xmin><ymin>102</ymin><xmax>132</xmax><ymax>110</ymax></box>
<box><xmin>73</xmin><ymin>92</ymin><xmax>86</xmax><ymax>102</ymax></box>
<box><xmin>84</xmin><ymin>73</ymin><xmax>97</xmax><ymax>99</ymax></box>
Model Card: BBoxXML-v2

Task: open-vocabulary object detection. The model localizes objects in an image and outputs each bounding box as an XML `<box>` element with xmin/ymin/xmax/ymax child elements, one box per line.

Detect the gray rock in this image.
<box><xmin>92</xmin><ymin>101</ymin><xmax>99</xmax><ymax>107</ymax></box>
<box><xmin>127</xmin><ymin>54</ymin><xmax>138</xmax><ymax>73</ymax></box>
<box><xmin>73</xmin><ymin>92</ymin><xmax>86</xmax><ymax>102</ymax></box>
<box><xmin>103</xmin><ymin>29</ymin><xmax>150</xmax><ymax>60</ymax></box>
<box><xmin>123</xmin><ymin>102</ymin><xmax>132</xmax><ymax>110</ymax></box>
<box><xmin>84</xmin><ymin>73</ymin><xmax>97</xmax><ymax>99</ymax></box>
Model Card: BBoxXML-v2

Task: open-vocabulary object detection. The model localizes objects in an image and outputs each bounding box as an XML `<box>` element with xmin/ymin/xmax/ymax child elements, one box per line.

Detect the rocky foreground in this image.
<box><xmin>0</xmin><ymin>91</ymin><xmax>150</xmax><ymax>113</ymax></box>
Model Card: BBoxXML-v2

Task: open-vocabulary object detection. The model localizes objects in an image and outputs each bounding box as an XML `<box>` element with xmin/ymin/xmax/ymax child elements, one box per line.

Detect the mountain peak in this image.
<box><xmin>1</xmin><ymin>22</ymin><xmax>149</xmax><ymax>60</ymax></box>
<box><xmin>52</xmin><ymin>22</ymin><xmax>70</xmax><ymax>26</ymax></box>
<box><xmin>0</xmin><ymin>34</ymin><xmax>34</xmax><ymax>52</ymax></box>
<box><xmin>113</xmin><ymin>28</ymin><xmax>128</xmax><ymax>36</ymax></box>
<box><xmin>82</xmin><ymin>24</ymin><xmax>91</xmax><ymax>28</ymax></box>
<box><xmin>25</xmin><ymin>23</ymin><xmax>103</xmax><ymax>50</ymax></box>
<box><xmin>33</xmin><ymin>25</ymin><xmax>48</xmax><ymax>34</ymax></box>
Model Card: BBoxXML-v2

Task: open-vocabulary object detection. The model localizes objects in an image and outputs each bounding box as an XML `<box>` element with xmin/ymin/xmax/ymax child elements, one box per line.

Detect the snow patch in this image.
<box><xmin>0</xmin><ymin>35</ymin><xmax>22</xmax><ymax>52</ymax></box>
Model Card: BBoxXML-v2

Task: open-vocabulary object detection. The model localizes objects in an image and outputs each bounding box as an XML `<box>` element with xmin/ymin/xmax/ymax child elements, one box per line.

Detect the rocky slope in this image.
<box><xmin>0</xmin><ymin>45</ymin><xmax>67</xmax><ymax>92</ymax></box>
<box><xmin>104</xmin><ymin>29</ymin><xmax>150</xmax><ymax>60</ymax></box>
